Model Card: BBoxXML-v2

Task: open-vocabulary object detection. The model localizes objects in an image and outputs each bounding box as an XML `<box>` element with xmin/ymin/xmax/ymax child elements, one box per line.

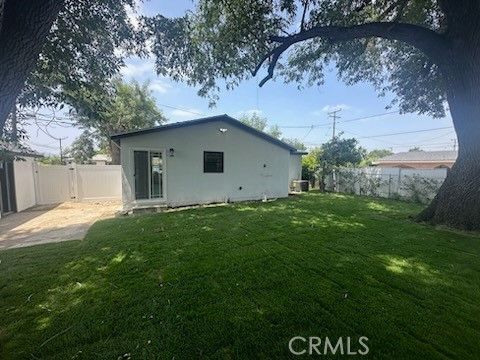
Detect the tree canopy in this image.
<box><xmin>360</xmin><ymin>148</ymin><xmax>393</xmax><ymax>166</ymax></box>
<box><xmin>320</xmin><ymin>136</ymin><xmax>366</xmax><ymax>171</ymax></box>
<box><xmin>20</xmin><ymin>0</ymin><xmax>143</xmax><ymax>110</ymax></box>
<box><xmin>0</xmin><ymin>0</ymin><xmax>144</xmax><ymax>131</ymax></box>
<box><xmin>239</xmin><ymin>112</ymin><xmax>282</xmax><ymax>138</ymax></box>
<box><xmin>73</xmin><ymin>79</ymin><xmax>166</xmax><ymax>164</ymax></box>
<box><xmin>65</xmin><ymin>131</ymin><xmax>95</xmax><ymax>164</ymax></box>
<box><xmin>149</xmin><ymin>0</ymin><xmax>449</xmax><ymax>116</ymax></box>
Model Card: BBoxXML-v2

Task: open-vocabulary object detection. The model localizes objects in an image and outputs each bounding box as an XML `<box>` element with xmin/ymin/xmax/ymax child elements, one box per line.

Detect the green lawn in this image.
<box><xmin>1</xmin><ymin>193</ymin><xmax>479</xmax><ymax>359</ymax></box>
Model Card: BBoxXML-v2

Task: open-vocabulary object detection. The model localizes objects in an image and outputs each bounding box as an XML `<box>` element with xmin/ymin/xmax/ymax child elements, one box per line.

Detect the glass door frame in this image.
<box><xmin>131</xmin><ymin>148</ymin><xmax>166</xmax><ymax>202</ymax></box>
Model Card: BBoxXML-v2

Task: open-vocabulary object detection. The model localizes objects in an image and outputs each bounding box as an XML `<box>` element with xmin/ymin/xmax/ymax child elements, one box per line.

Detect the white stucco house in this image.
<box><xmin>111</xmin><ymin>115</ymin><xmax>306</xmax><ymax>209</ymax></box>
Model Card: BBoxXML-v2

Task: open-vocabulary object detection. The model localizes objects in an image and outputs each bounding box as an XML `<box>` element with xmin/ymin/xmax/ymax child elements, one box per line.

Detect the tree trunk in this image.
<box><xmin>0</xmin><ymin>0</ymin><xmax>64</xmax><ymax>132</ymax></box>
<box><xmin>417</xmin><ymin>53</ymin><xmax>480</xmax><ymax>230</ymax></box>
<box><xmin>109</xmin><ymin>140</ymin><xmax>120</xmax><ymax>165</ymax></box>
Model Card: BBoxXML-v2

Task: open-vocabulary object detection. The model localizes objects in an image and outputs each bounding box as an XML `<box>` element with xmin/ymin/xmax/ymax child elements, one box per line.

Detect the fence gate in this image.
<box><xmin>34</xmin><ymin>164</ymin><xmax>121</xmax><ymax>205</ymax></box>
<box><xmin>34</xmin><ymin>164</ymin><xmax>76</xmax><ymax>204</ymax></box>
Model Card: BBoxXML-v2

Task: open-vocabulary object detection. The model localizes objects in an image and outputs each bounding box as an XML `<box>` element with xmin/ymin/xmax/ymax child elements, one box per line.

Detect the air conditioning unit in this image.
<box><xmin>292</xmin><ymin>180</ymin><xmax>309</xmax><ymax>192</ymax></box>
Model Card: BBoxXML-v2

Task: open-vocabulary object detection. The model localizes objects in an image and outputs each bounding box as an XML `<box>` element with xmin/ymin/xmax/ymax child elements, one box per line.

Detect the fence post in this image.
<box><xmin>33</xmin><ymin>161</ymin><xmax>41</xmax><ymax>205</ymax></box>
<box><xmin>332</xmin><ymin>169</ymin><xmax>337</xmax><ymax>192</ymax></box>
<box><xmin>397</xmin><ymin>168</ymin><xmax>402</xmax><ymax>196</ymax></box>
<box><xmin>388</xmin><ymin>174</ymin><xmax>392</xmax><ymax>198</ymax></box>
<box><xmin>69</xmin><ymin>163</ymin><xmax>79</xmax><ymax>202</ymax></box>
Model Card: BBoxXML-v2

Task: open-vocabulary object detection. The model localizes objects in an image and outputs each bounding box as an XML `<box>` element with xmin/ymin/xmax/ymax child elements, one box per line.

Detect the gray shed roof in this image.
<box><xmin>111</xmin><ymin>114</ymin><xmax>306</xmax><ymax>154</ymax></box>
<box><xmin>377</xmin><ymin>150</ymin><xmax>458</xmax><ymax>163</ymax></box>
<box><xmin>0</xmin><ymin>141</ymin><xmax>41</xmax><ymax>158</ymax></box>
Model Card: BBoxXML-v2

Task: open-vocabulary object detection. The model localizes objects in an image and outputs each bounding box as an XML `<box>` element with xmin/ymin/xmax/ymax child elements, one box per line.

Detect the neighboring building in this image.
<box><xmin>0</xmin><ymin>143</ymin><xmax>41</xmax><ymax>217</ymax></box>
<box><xmin>373</xmin><ymin>150</ymin><xmax>457</xmax><ymax>169</ymax></box>
<box><xmin>91</xmin><ymin>154</ymin><xmax>112</xmax><ymax>165</ymax></box>
<box><xmin>111</xmin><ymin>114</ymin><xmax>307</xmax><ymax>209</ymax></box>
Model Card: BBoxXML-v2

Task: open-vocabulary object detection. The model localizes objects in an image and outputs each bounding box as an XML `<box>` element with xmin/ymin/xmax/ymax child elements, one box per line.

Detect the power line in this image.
<box><xmin>356</xmin><ymin>126</ymin><xmax>452</xmax><ymax>139</ymax></box>
<box><xmin>277</xmin><ymin>110</ymin><xmax>400</xmax><ymax>128</ymax></box>
<box><xmin>340</xmin><ymin>110</ymin><xmax>399</xmax><ymax>124</ymax></box>
<box><xmin>156</xmin><ymin>104</ymin><xmax>204</xmax><ymax>116</ymax></box>
<box><xmin>25</xmin><ymin>140</ymin><xmax>58</xmax><ymax>150</ymax></box>
<box><xmin>302</xmin><ymin>125</ymin><xmax>315</xmax><ymax>140</ymax></box>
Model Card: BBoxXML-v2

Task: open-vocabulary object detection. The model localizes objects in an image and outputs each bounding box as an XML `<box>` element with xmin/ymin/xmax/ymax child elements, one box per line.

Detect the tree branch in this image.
<box><xmin>254</xmin><ymin>21</ymin><xmax>448</xmax><ymax>86</ymax></box>
<box><xmin>0</xmin><ymin>0</ymin><xmax>65</xmax><ymax>132</ymax></box>
<box><xmin>300</xmin><ymin>0</ymin><xmax>309</xmax><ymax>32</ymax></box>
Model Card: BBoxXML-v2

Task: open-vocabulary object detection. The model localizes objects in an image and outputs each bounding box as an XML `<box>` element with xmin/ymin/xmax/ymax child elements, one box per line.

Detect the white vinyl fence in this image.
<box><xmin>325</xmin><ymin>167</ymin><xmax>448</xmax><ymax>204</ymax></box>
<box><xmin>34</xmin><ymin>163</ymin><xmax>122</xmax><ymax>205</ymax></box>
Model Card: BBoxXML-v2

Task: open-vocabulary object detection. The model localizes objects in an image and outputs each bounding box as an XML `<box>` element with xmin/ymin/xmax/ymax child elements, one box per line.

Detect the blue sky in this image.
<box><xmin>25</xmin><ymin>0</ymin><xmax>456</xmax><ymax>155</ymax></box>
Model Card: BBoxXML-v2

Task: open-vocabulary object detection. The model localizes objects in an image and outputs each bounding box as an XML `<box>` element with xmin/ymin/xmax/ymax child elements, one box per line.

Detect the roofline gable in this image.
<box><xmin>111</xmin><ymin>114</ymin><xmax>300</xmax><ymax>153</ymax></box>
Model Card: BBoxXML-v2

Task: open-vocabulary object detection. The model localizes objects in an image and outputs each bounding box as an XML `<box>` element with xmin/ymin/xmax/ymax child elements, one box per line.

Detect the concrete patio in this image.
<box><xmin>0</xmin><ymin>201</ymin><xmax>120</xmax><ymax>250</ymax></box>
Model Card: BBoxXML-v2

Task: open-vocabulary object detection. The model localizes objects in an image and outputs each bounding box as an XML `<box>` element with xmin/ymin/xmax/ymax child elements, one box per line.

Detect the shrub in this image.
<box><xmin>401</xmin><ymin>174</ymin><xmax>442</xmax><ymax>204</ymax></box>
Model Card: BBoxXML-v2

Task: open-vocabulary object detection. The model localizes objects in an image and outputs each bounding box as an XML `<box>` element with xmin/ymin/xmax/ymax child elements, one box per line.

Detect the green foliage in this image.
<box><xmin>320</xmin><ymin>136</ymin><xmax>366</xmax><ymax>172</ymax></box>
<box><xmin>267</xmin><ymin>124</ymin><xmax>282</xmax><ymax>139</ymax></box>
<box><xmin>1</xmin><ymin>193</ymin><xmax>479</xmax><ymax>359</ymax></box>
<box><xmin>65</xmin><ymin>131</ymin><xmax>95</xmax><ymax>164</ymax></box>
<box><xmin>19</xmin><ymin>0</ymin><xmax>144</xmax><ymax>110</ymax></box>
<box><xmin>337</xmin><ymin>169</ymin><xmax>358</xmax><ymax>195</ymax></box>
<box><xmin>408</xmin><ymin>147</ymin><xmax>424</xmax><ymax>152</ymax></box>
<box><xmin>402</xmin><ymin>174</ymin><xmax>442</xmax><ymax>204</ymax></box>
<box><xmin>357</xmin><ymin>172</ymin><xmax>387</xmax><ymax>197</ymax></box>
<box><xmin>335</xmin><ymin>169</ymin><xmax>387</xmax><ymax>197</ymax></box>
<box><xmin>149</xmin><ymin>0</ymin><xmax>448</xmax><ymax>116</ymax></box>
<box><xmin>38</xmin><ymin>155</ymin><xmax>63</xmax><ymax>165</ymax></box>
<box><xmin>239</xmin><ymin>112</ymin><xmax>268</xmax><ymax>132</ymax></box>
<box><xmin>239</xmin><ymin>112</ymin><xmax>282</xmax><ymax>139</ymax></box>
<box><xmin>281</xmin><ymin>137</ymin><xmax>306</xmax><ymax>150</ymax></box>
<box><xmin>360</xmin><ymin>148</ymin><xmax>393</xmax><ymax>166</ymax></box>
<box><xmin>301</xmin><ymin>147</ymin><xmax>322</xmax><ymax>184</ymax></box>
<box><xmin>73</xmin><ymin>79</ymin><xmax>166</xmax><ymax>154</ymax></box>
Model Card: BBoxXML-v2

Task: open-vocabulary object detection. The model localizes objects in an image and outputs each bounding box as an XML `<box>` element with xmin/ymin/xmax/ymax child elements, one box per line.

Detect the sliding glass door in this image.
<box><xmin>134</xmin><ymin>150</ymin><xmax>163</xmax><ymax>200</ymax></box>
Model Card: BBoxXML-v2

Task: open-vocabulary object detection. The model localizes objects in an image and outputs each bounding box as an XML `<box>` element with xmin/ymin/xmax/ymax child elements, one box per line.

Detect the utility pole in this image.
<box><xmin>328</xmin><ymin>109</ymin><xmax>342</xmax><ymax>141</ymax></box>
<box><xmin>452</xmin><ymin>138</ymin><xmax>457</xmax><ymax>151</ymax></box>
<box><xmin>328</xmin><ymin>109</ymin><xmax>342</xmax><ymax>192</ymax></box>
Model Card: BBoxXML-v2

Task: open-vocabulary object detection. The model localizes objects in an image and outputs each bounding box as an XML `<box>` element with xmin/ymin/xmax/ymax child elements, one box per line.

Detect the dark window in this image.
<box><xmin>204</xmin><ymin>151</ymin><xmax>224</xmax><ymax>173</ymax></box>
<box><xmin>134</xmin><ymin>151</ymin><xmax>149</xmax><ymax>199</ymax></box>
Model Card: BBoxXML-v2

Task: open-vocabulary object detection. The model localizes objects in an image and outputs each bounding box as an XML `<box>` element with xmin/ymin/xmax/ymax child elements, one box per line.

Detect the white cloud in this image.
<box><xmin>126</xmin><ymin>0</ymin><xmax>142</xmax><ymax>30</ymax></box>
<box><xmin>312</xmin><ymin>104</ymin><xmax>351</xmax><ymax>116</ymax></box>
<box><xmin>149</xmin><ymin>80</ymin><xmax>171</xmax><ymax>94</ymax></box>
<box><xmin>236</xmin><ymin>109</ymin><xmax>263</xmax><ymax>117</ymax></box>
<box><xmin>170</xmin><ymin>108</ymin><xmax>203</xmax><ymax>119</ymax></box>
<box><xmin>120</xmin><ymin>59</ymin><xmax>155</xmax><ymax>78</ymax></box>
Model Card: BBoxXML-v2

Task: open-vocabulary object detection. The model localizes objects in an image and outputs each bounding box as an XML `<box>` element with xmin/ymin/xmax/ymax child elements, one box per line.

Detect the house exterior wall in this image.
<box><xmin>288</xmin><ymin>154</ymin><xmax>302</xmax><ymax>185</ymax></box>
<box><xmin>119</xmin><ymin>120</ymin><xmax>291</xmax><ymax>208</ymax></box>
<box><xmin>13</xmin><ymin>157</ymin><xmax>36</xmax><ymax>212</ymax></box>
<box><xmin>375</xmin><ymin>161</ymin><xmax>454</xmax><ymax>169</ymax></box>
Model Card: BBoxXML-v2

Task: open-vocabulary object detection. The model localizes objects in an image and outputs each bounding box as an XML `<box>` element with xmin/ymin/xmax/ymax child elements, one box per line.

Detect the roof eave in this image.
<box><xmin>110</xmin><ymin>114</ymin><xmax>297</xmax><ymax>152</ymax></box>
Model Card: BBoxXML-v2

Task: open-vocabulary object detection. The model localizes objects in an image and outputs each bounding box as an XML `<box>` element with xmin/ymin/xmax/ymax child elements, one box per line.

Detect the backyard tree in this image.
<box><xmin>149</xmin><ymin>1</ymin><xmax>480</xmax><ymax>229</ymax></box>
<box><xmin>0</xmin><ymin>0</ymin><xmax>142</xmax><ymax>132</ymax></box>
<box><xmin>282</xmin><ymin>138</ymin><xmax>307</xmax><ymax>151</ymax></box>
<box><xmin>318</xmin><ymin>136</ymin><xmax>366</xmax><ymax>189</ymax></box>
<box><xmin>65</xmin><ymin>131</ymin><xmax>95</xmax><ymax>164</ymax></box>
<box><xmin>72</xmin><ymin>79</ymin><xmax>166</xmax><ymax>164</ymax></box>
<box><xmin>361</xmin><ymin>149</ymin><xmax>393</xmax><ymax>166</ymax></box>
<box><xmin>302</xmin><ymin>147</ymin><xmax>322</xmax><ymax>187</ymax></box>
<box><xmin>0</xmin><ymin>0</ymin><xmax>64</xmax><ymax>131</ymax></box>
<box><xmin>239</xmin><ymin>112</ymin><xmax>282</xmax><ymax>138</ymax></box>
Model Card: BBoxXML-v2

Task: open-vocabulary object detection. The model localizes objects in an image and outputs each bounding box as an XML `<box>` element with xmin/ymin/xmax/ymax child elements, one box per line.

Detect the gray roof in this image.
<box><xmin>377</xmin><ymin>150</ymin><xmax>458</xmax><ymax>163</ymax></box>
<box><xmin>0</xmin><ymin>140</ymin><xmax>41</xmax><ymax>158</ymax></box>
<box><xmin>111</xmin><ymin>114</ymin><xmax>305</xmax><ymax>154</ymax></box>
